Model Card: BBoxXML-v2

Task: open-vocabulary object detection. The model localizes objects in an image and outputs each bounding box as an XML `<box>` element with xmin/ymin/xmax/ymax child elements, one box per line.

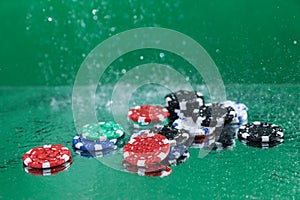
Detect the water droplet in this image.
<box><xmin>159</xmin><ymin>52</ymin><xmax>165</xmax><ymax>58</ymax></box>
<box><xmin>133</xmin><ymin>15</ymin><xmax>137</xmax><ymax>19</ymax></box>
<box><xmin>293</xmin><ymin>40</ymin><xmax>297</xmax><ymax>45</ymax></box>
<box><xmin>93</xmin><ymin>16</ymin><xmax>98</xmax><ymax>20</ymax></box>
<box><xmin>140</xmin><ymin>56</ymin><xmax>144</xmax><ymax>60</ymax></box>
<box><xmin>216</xmin><ymin>49</ymin><xmax>220</xmax><ymax>53</ymax></box>
<box><xmin>92</xmin><ymin>9</ymin><xmax>98</xmax><ymax>15</ymax></box>
<box><xmin>80</xmin><ymin>20</ymin><xmax>86</xmax><ymax>28</ymax></box>
<box><xmin>122</xmin><ymin>69</ymin><xmax>126</xmax><ymax>74</ymax></box>
<box><xmin>47</xmin><ymin>17</ymin><xmax>53</xmax><ymax>22</ymax></box>
<box><xmin>110</xmin><ymin>27</ymin><xmax>116</xmax><ymax>32</ymax></box>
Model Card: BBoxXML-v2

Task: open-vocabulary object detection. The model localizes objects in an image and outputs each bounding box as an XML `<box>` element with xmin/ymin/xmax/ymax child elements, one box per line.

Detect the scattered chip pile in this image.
<box><xmin>22</xmin><ymin>89</ymin><xmax>284</xmax><ymax>177</ymax></box>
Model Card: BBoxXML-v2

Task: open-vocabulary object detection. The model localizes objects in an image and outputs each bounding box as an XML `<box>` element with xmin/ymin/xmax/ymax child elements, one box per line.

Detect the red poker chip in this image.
<box><xmin>122</xmin><ymin>160</ymin><xmax>167</xmax><ymax>173</ymax></box>
<box><xmin>23</xmin><ymin>160</ymin><xmax>72</xmax><ymax>176</ymax></box>
<box><xmin>128</xmin><ymin>105</ymin><xmax>169</xmax><ymax>123</ymax></box>
<box><xmin>22</xmin><ymin>144</ymin><xmax>71</xmax><ymax>169</ymax></box>
<box><xmin>123</xmin><ymin>133</ymin><xmax>170</xmax><ymax>167</ymax></box>
<box><xmin>143</xmin><ymin>166</ymin><xmax>172</xmax><ymax>177</ymax></box>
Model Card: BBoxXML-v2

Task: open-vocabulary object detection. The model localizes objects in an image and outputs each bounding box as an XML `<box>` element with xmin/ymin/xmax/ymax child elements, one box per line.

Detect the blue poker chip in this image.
<box><xmin>166</xmin><ymin>145</ymin><xmax>186</xmax><ymax>160</ymax></box>
<box><xmin>72</xmin><ymin>135</ymin><xmax>116</xmax><ymax>151</ymax></box>
<box><xmin>74</xmin><ymin>148</ymin><xmax>116</xmax><ymax>158</ymax></box>
<box><xmin>163</xmin><ymin>149</ymin><xmax>190</xmax><ymax>166</ymax></box>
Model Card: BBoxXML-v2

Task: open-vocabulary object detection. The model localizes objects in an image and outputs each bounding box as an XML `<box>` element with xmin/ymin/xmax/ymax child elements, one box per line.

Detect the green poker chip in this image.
<box><xmin>81</xmin><ymin>121</ymin><xmax>125</xmax><ymax>141</ymax></box>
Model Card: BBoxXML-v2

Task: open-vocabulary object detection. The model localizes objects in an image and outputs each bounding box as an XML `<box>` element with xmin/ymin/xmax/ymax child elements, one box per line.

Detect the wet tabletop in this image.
<box><xmin>0</xmin><ymin>84</ymin><xmax>299</xmax><ymax>199</ymax></box>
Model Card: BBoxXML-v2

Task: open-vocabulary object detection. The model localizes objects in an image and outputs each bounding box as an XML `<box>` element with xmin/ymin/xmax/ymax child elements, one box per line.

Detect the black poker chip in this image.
<box><xmin>216</xmin><ymin>124</ymin><xmax>239</xmax><ymax>148</ymax></box>
<box><xmin>158</xmin><ymin>125</ymin><xmax>193</xmax><ymax>147</ymax></box>
<box><xmin>238</xmin><ymin>121</ymin><xmax>284</xmax><ymax>148</ymax></box>
<box><xmin>191</xmin><ymin>103</ymin><xmax>237</xmax><ymax>127</ymax></box>
<box><xmin>164</xmin><ymin>90</ymin><xmax>205</xmax><ymax>124</ymax></box>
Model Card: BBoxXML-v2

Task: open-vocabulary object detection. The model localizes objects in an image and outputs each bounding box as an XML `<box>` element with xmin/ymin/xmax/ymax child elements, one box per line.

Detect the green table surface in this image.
<box><xmin>0</xmin><ymin>84</ymin><xmax>299</xmax><ymax>199</ymax></box>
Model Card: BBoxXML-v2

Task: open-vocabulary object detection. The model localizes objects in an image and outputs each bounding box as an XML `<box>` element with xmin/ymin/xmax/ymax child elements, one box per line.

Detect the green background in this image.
<box><xmin>0</xmin><ymin>1</ymin><xmax>300</xmax><ymax>200</ymax></box>
<box><xmin>0</xmin><ymin>0</ymin><xmax>299</xmax><ymax>86</ymax></box>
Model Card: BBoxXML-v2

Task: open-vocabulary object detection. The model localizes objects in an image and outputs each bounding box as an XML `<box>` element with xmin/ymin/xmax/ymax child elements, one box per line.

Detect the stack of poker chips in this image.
<box><xmin>122</xmin><ymin>130</ymin><xmax>190</xmax><ymax>177</ymax></box>
<box><xmin>72</xmin><ymin>121</ymin><xmax>128</xmax><ymax>158</ymax></box>
<box><xmin>164</xmin><ymin>90</ymin><xmax>248</xmax><ymax>150</ymax></box>
<box><xmin>157</xmin><ymin>126</ymin><xmax>191</xmax><ymax>166</ymax></box>
<box><xmin>164</xmin><ymin>90</ymin><xmax>205</xmax><ymax>125</ymax></box>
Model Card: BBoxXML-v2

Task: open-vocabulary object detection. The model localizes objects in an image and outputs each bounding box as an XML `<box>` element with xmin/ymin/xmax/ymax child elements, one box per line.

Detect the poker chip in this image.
<box><xmin>129</xmin><ymin>119</ymin><xmax>169</xmax><ymax>129</ymax></box>
<box><xmin>128</xmin><ymin>105</ymin><xmax>169</xmax><ymax>126</ymax></box>
<box><xmin>158</xmin><ymin>125</ymin><xmax>192</xmax><ymax>147</ymax></box>
<box><xmin>172</xmin><ymin>118</ymin><xmax>210</xmax><ymax>135</ymax></box>
<box><xmin>122</xmin><ymin>160</ymin><xmax>167</xmax><ymax>173</ymax></box>
<box><xmin>216</xmin><ymin>125</ymin><xmax>239</xmax><ymax>148</ymax></box>
<box><xmin>115</xmin><ymin>132</ymin><xmax>131</xmax><ymax>148</ymax></box>
<box><xmin>165</xmin><ymin>90</ymin><xmax>205</xmax><ymax>124</ymax></box>
<box><xmin>22</xmin><ymin>144</ymin><xmax>71</xmax><ymax>169</ymax></box>
<box><xmin>175</xmin><ymin>150</ymin><xmax>190</xmax><ymax>165</ymax></box>
<box><xmin>220</xmin><ymin>101</ymin><xmax>248</xmax><ymax>125</ymax></box>
<box><xmin>172</xmin><ymin>118</ymin><xmax>216</xmax><ymax>148</ymax></box>
<box><xmin>124</xmin><ymin>163</ymin><xmax>172</xmax><ymax>177</ymax></box>
<box><xmin>172</xmin><ymin>117</ymin><xmax>238</xmax><ymax>150</ymax></box>
<box><xmin>164</xmin><ymin>149</ymin><xmax>190</xmax><ymax>166</ymax></box>
<box><xmin>166</xmin><ymin>145</ymin><xmax>186</xmax><ymax>160</ymax></box>
<box><xmin>81</xmin><ymin>121</ymin><xmax>124</xmax><ymax>141</ymax></box>
<box><xmin>190</xmin><ymin>132</ymin><xmax>217</xmax><ymax>149</ymax></box>
<box><xmin>129</xmin><ymin>129</ymin><xmax>153</xmax><ymax>140</ymax></box>
<box><xmin>191</xmin><ymin>103</ymin><xmax>237</xmax><ymax>127</ymax></box>
<box><xmin>143</xmin><ymin>166</ymin><xmax>172</xmax><ymax>177</ymax></box>
<box><xmin>23</xmin><ymin>160</ymin><xmax>72</xmax><ymax>176</ymax></box>
<box><xmin>123</xmin><ymin>133</ymin><xmax>170</xmax><ymax>167</ymax></box>
<box><xmin>74</xmin><ymin>148</ymin><xmax>116</xmax><ymax>158</ymax></box>
<box><xmin>72</xmin><ymin>135</ymin><xmax>116</xmax><ymax>151</ymax></box>
<box><xmin>238</xmin><ymin>121</ymin><xmax>284</xmax><ymax>148</ymax></box>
